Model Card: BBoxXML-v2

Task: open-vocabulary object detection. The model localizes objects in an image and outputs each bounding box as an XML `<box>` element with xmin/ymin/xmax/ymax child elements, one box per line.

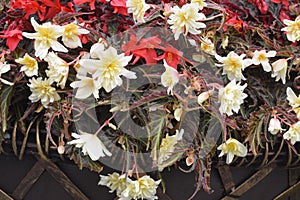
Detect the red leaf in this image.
<box><xmin>110</xmin><ymin>0</ymin><xmax>129</xmax><ymax>16</ymax></box>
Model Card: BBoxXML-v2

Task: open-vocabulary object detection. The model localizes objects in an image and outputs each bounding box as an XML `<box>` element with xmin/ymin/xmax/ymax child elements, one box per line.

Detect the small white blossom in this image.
<box><xmin>215</xmin><ymin>51</ymin><xmax>252</xmax><ymax>81</ymax></box>
<box><xmin>281</xmin><ymin>15</ymin><xmax>300</xmax><ymax>42</ymax></box>
<box><xmin>15</xmin><ymin>53</ymin><xmax>38</xmax><ymax>77</ymax></box>
<box><xmin>283</xmin><ymin>121</ymin><xmax>300</xmax><ymax>145</ymax></box>
<box><xmin>161</xmin><ymin>60</ymin><xmax>179</xmax><ymax>95</ymax></box>
<box><xmin>197</xmin><ymin>90</ymin><xmax>211</xmax><ymax>105</ymax></box>
<box><xmin>217</xmin><ymin>138</ymin><xmax>247</xmax><ymax>164</ymax></box>
<box><xmin>68</xmin><ymin>132</ymin><xmax>112</xmax><ymax>161</ymax></box>
<box><xmin>0</xmin><ymin>59</ymin><xmax>12</xmax><ymax>85</ymax></box>
<box><xmin>22</xmin><ymin>17</ymin><xmax>67</xmax><ymax>59</ymax></box>
<box><xmin>200</xmin><ymin>37</ymin><xmax>216</xmax><ymax>55</ymax></box>
<box><xmin>98</xmin><ymin>173</ymin><xmax>130</xmax><ymax>197</ymax></box>
<box><xmin>168</xmin><ymin>3</ymin><xmax>206</xmax><ymax>40</ymax></box>
<box><xmin>218</xmin><ymin>79</ymin><xmax>247</xmax><ymax>116</ymax></box>
<box><xmin>27</xmin><ymin>77</ymin><xmax>60</xmax><ymax>107</ymax></box>
<box><xmin>126</xmin><ymin>0</ymin><xmax>150</xmax><ymax>23</ymax></box>
<box><xmin>62</xmin><ymin>22</ymin><xmax>89</xmax><ymax>48</ymax></box>
<box><xmin>70</xmin><ymin>75</ymin><xmax>99</xmax><ymax>99</ymax></box>
<box><xmin>268</xmin><ymin>117</ymin><xmax>284</xmax><ymax>135</ymax></box>
<box><xmin>271</xmin><ymin>58</ymin><xmax>288</xmax><ymax>84</ymax></box>
<box><xmin>286</xmin><ymin>87</ymin><xmax>300</xmax><ymax>119</ymax></box>
<box><xmin>252</xmin><ymin>50</ymin><xmax>276</xmax><ymax>72</ymax></box>
<box><xmin>191</xmin><ymin>0</ymin><xmax>207</xmax><ymax>10</ymax></box>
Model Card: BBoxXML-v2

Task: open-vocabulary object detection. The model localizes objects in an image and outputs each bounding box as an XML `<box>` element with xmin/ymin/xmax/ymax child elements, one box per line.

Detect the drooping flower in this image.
<box><xmin>191</xmin><ymin>0</ymin><xmax>207</xmax><ymax>10</ymax></box>
<box><xmin>218</xmin><ymin>79</ymin><xmax>247</xmax><ymax>116</ymax></box>
<box><xmin>70</xmin><ymin>75</ymin><xmax>99</xmax><ymax>99</ymax></box>
<box><xmin>215</xmin><ymin>51</ymin><xmax>252</xmax><ymax>81</ymax></box>
<box><xmin>268</xmin><ymin>117</ymin><xmax>284</xmax><ymax>135</ymax></box>
<box><xmin>283</xmin><ymin>121</ymin><xmax>300</xmax><ymax>145</ymax></box>
<box><xmin>286</xmin><ymin>87</ymin><xmax>300</xmax><ymax>119</ymax></box>
<box><xmin>252</xmin><ymin>50</ymin><xmax>276</xmax><ymax>72</ymax></box>
<box><xmin>120</xmin><ymin>175</ymin><xmax>161</xmax><ymax>200</ymax></box>
<box><xmin>68</xmin><ymin>132</ymin><xmax>112</xmax><ymax>161</ymax></box>
<box><xmin>217</xmin><ymin>138</ymin><xmax>247</xmax><ymax>164</ymax></box>
<box><xmin>200</xmin><ymin>37</ymin><xmax>216</xmax><ymax>55</ymax></box>
<box><xmin>156</xmin><ymin>129</ymin><xmax>184</xmax><ymax>171</ymax></box>
<box><xmin>168</xmin><ymin>3</ymin><xmax>206</xmax><ymax>40</ymax></box>
<box><xmin>197</xmin><ymin>90</ymin><xmax>211</xmax><ymax>105</ymax></box>
<box><xmin>22</xmin><ymin>17</ymin><xmax>67</xmax><ymax>59</ymax></box>
<box><xmin>271</xmin><ymin>58</ymin><xmax>288</xmax><ymax>84</ymax></box>
<box><xmin>174</xmin><ymin>104</ymin><xmax>183</xmax><ymax>121</ymax></box>
<box><xmin>62</xmin><ymin>22</ymin><xmax>90</xmax><ymax>48</ymax></box>
<box><xmin>79</xmin><ymin>44</ymin><xmax>136</xmax><ymax>93</ymax></box>
<box><xmin>15</xmin><ymin>53</ymin><xmax>38</xmax><ymax>77</ymax></box>
<box><xmin>281</xmin><ymin>15</ymin><xmax>300</xmax><ymax>42</ymax></box>
<box><xmin>44</xmin><ymin>52</ymin><xmax>69</xmax><ymax>89</ymax></box>
<box><xmin>161</xmin><ymin>60</ymin><xmax>179</xmax><ymax>95</ymax></box>
<box><xmin>27</xmin><ymin>77</ymin><xmax>60</xmax><ymax>107</ymax></box>
<box><xmin>98</xmin><ymin>173</ymin><xmax>130</xmax><ymax>197</ymax></box>
<box><xmin>126</xmin><ymin>0</ymin><xmax>150</xmax><ymax>23</ymax></box>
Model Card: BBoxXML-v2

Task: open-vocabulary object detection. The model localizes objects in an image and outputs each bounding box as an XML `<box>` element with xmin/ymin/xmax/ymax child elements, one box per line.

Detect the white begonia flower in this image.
<box><xmin>218</xmin><ymin>79</ymin><xmax>247</xmax><ymax>116</ymax></box>
<box><xmin>68</xmin><ymin>132</ymin><xmax>112</xmax><ymax>161</ymax></box>
<box><xmin>70</xmin><ymin>75</ymin><xmax>99</xmax><ymax>99</ymax></box>
<box><xmin>174</xmin><ymin>104</ymin><xmax>183</xmax><ymax>121</ymax></box>
<box><xmin>271</xmin><ymin>58</ymin><xmax>288</xmax><ymax>84</ymax></box>
<box><xmin>197</xmin><ymin>90</ymin><xmax>212</xmax><ymax>105</ymax></box>
<box><xmin>286</xmin><ymin>87</ymin><xmax>300</xmax><ymax>119</ymax></box>
<box><xmin>200</xmin><ymin>37</ymin><xmax>216</xmax><ymax>55</ymax></box>
<box><xmin>62</xmin><ymin>22</ymin><xmax>89</xmax><ymax>48</ymax></box>
<box><xmin>215</xmin><ymin>51</ymin><xmax>253</xmax><ymax>81</ymax></box>
<box><xmin>44</xmin><ymin>52</ymin><xmax>69</xmax><ymax>89</ymax></box>
<box><xmin>120</xmin><ymin>175</ymin><xmax>161</xmax><ymax>200</ymax></box>
<box><xmin>22</xmin><ymin>17</ymin><xmax>67</xmax><ymax>59</ymax></box>
<box><xmin>283</xmin><ymin>121</ymin><xmax>300</xmax><ymax>145</ymax></box>
<box><xmin>126</xmin><ymin>0</ymin><xmax>150</xmax><ymax>23</ymax></box>
<box><xmin>268</xmin><ymin>117</ymin><xmax>284</xmax><ymax>135</ymax></box>
<box><xmin>156</xmin><ymin>129</ymin><xmax>184</xmax><ymax>171</ymax></box>
<box><xmin>217</xmin><ymin>138</ymin><xmax>247</xmax><ymax>164</ymax></box>
<box><xmin>191</xmin><ymin>0</ymin><xmax>207</xmax><ymax>10</ymax></box>
<box><xmin>161</xmin><ymin>60</ymin><xmax>179</xmax><ymax>95</ymax></box>
<box><xmin>0</xmin><ymin>60</ymin><xmax>11</xmax><ymax>77</ymax></box>
<box><xmin>252</xmin><ymin>50</ymin><xmax>276</xmax><ymax>72</ymax></box>
<box><xmin>98</xmin><ymin>173</ymin><xmax>130</xmax><ymax>197</ymax></box>
<box><xmin>168</xmin><ymin>3</ymin><xmax>206</xmax><ymax>40</ymax></box>
<box><xmin>281</xmin><ymin>15</ymin><xmax>300</xmax><ymax>42</ymax></box>
<box><xmin>27</xmin><ymin>77</ymin><xmax>60</xmax><ymax>108</ymax></box>
<box><xmin>15</xmin><ymin>53</ymin><xmax>38</xmax><ymax>77</ymax></box>
<box><xmin>79</xmin><ymin>45</ymin><xmax>136</xmax><ymax>93</ymax></box>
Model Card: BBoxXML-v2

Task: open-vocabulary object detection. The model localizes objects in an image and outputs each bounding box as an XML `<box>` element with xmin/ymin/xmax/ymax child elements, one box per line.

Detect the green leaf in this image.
<box><xmin>0</xmin><ymin>85</ymin><xmax>14</xmax><ymax>133</ymax></box>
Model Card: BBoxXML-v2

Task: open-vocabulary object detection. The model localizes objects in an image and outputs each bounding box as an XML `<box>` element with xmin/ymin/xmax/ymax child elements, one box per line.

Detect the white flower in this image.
<box><xmin>70</xmin><ymin>75</ymin><xmax>99</xmax><ymax>99</ymax></box>
<box><xmin>168</xmin><ymin>3</ymin><xmax>206</xmax><ymax>40</ymax></box>
<box><xmin>0</xmin><ymin>60</ymin><xmax>10</xmax><ymax>77</ymax></box>
<box><xmin>252</xmin><ymin>50</ymin><xmax>276</xmax><ymax>72</ymax></box>
<box><xmin>15</xmin><ymin>53</ymin><xmax>38</xmax><ymax>77</ymax></box>
<box><xmin>286</xmin><ymin>87</ymin><xmax>300</xmax><ymax>119</ymax></box>
<box><xmin>62</xmin><ymin>22</ymin><xmax>89</xmax><ymax>48</ymax></box>
<box><xmin>68</xmin><ymin>132</ymin><xmax>112</xmax><ymax>161</ymax></box>
<box><xmin>283</xmin><ymin>121</ymin><xmax>300</xmax><ymax>145</ymax></box>
<box><xmin>191</xmin><ymin>0</ymin><xmax>207</xmax><ymax>10</ymax></box>
<box><xmin>197</xmin><ymin>90</ymin><xmax>211</xmax><ymax>105</ymax></box>
<box><xmin>161</xmin><ymin>60</ymin><xmax>179</xmax><ymax>95</ymax></box>
<box><xmin>98</xmin><ymin>173</ymin><xmax>130</xmax><ymax>196</ymax></box>
<box><xmin>126</xmin><ymin>0</ymin><xmax>150</xmax><ymax>23</ymax></box>
<box><xmin>79</xmin><ymin>45</ymin><xmax>136</xmax><ymax>93</ymax></box>
<box><xmin>217</xmin><ymin>138</ymin><xmax>247</xmax><ymax>164</ymax></box>
<box><xmin>156</xmin><ymin>129</ymin><xmax>184</xmax><ymax>171</ymax></box>
<box><xmin>200</xmin><ymin>37</ymin><xmax>215</xmax><ymax>55</ymax></box>
<box><xmin>271</xmin><ymin>59</ymin><xmax>288</xmax><ymax>84</ymax></box>
<box><xmin>120</xmin><ymin>175</ymin><xmax>161</xmax><ymax>200</ymax></box>
<box><xmin>215</xmin><ymin>51</ymin><xmax>252</xmax><ymax>81</ymax></box>
<box><xmin>27</xmin><ymin>77</ymin><xmax>60</xmax><ymax>107</ymax></box>
<box><xmin>22</xmin><ymin>17</ymin><xmax>67</xmax><ymax>59</ymax></box>
<box><xmin>218</xmin><ymin>79</ymin><xmax>247</xmax><ymax>116</ymax></box>
<box><xmin>174</xmin><ymin>104</ymin><xmax>182</xmax><ymax>121</ymax></box>
<box><xmin>44</xmin><ymin>52</ymin><xmax>69</xmax><ymax>89</ymax></box>
<box><xmin>281</xmin><ymin>15</ymin><xmax>300</xmax><ymax>42</ymax></box>
<box><xmin>268</xmin><ymin>117</ymin><xmax>284</xmax><ymax>135</ymax></box>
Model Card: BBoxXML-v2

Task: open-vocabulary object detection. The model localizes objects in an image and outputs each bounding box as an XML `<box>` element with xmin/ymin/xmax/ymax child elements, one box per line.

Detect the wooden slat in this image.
<box><xmin>39</xmin><ymin>158</ymin><xmax>89</xmax><ymax>200</ymax></box>
<box><xmin>274</xmin><ymin>181</ymin><xmax>300</xmax><ymax>200</ymax></box>
<box><xmin>221</xmin><ymin>164</ymin><xmax>276</xmax><ymax>200</ymax></box>
<box><xmin>218</xmin><ymin>165</ymin><xmax>235</xmax><ymax>193</ymax></box>
<box><xmin>12</xmin><ymin>160</ymin><xmax>45</xmax><ymax>200</ymax></box>
<box><xmin>288</xmin><ymin>169</ymin><xmax>299</xmax><ymax>200</ymax></box>
<box><xmin>0</xmin><ymin>189</ymin><xmax>13</xmax><ymax>200</ymax></box>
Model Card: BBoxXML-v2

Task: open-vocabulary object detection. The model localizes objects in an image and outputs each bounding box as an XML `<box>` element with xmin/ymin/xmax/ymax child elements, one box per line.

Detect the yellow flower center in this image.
<box><xmin>224</xmin><ymin>56</ymin><xmax>242</xmax><ymax>70</ymax></box>
<box><xmin>24</xmin><ymin>56</ymin><xmax>36</xmax><ymax>69</ymax></box>
<box><xmin>257</xmin><ymin>53</ymin><xmax>267</xmax><ymax>61</ymax></box>
<box><xmin>226</xmin><ymin>142</ymin><xmax>237</xmax><ymax>152</ymax></box>
<box><xmin>64</xmin><ymin>24</ymin><xmax>78</xmax><ymax>38</ymax></box>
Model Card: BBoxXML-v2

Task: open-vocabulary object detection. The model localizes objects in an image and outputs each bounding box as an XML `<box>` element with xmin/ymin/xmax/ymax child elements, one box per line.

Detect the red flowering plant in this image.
<box><xmin>0</xmin><ymin>0</ymin><xmax>299</xmax><ymax>199</ymax></box>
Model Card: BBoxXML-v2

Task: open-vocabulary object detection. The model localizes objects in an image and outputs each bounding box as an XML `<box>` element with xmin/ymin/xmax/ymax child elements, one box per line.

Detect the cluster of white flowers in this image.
<box><xmin>281</xmin><ymin>15</ymin><xmax>300</xmax><ymax>42</ymax></box>
<box><xmin>99</xmin><ymin>173</ymin><xmax>161</xmax><ymax>200</ymax></box>
<box><xmin>126</xmin><ymin>0</ymin><xmax>150</xmax><ymax>23</ymax></box>
<box><xmin>217</xmin><ymin>138</ymin><xmax>247</xmax><ymax>164</ymax></box>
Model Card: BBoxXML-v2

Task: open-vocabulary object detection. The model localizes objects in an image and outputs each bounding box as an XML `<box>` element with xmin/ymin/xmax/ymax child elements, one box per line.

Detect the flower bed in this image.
<box><xmin>0</xmin><ymin>0</ymin><xmax>299</xmax><ymax>199</ymax></box>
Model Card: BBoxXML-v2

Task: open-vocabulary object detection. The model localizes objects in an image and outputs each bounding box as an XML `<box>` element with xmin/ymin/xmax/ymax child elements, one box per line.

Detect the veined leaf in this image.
<box><xmin>0</xmin><ymin>85</ymin><xmax>14</xmax><ymax>133</ymax></box>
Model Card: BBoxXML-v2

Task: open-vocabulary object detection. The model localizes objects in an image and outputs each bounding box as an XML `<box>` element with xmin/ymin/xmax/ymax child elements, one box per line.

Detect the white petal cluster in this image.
<box><xmin>98</xmin><ymin>172</ymin><xmax>129</xmax><ymax>196</ymax></box>
<box><xmin>215</xmin><ymin>51</ymin><xmax>252</xmax><ymax>81</ymax></box>
<box><xmin>283</xmin><ymin>121</ymin><xmax>300</xmax><ymax>145</ymax></box>
<box><xmin>15</xmin><ymin>53</ymin><xmax>38</xmax><ymax>77</ymax></box>
<box><xmin>286</xmin><ymin>87</ymin><xmax>300</xmax><ymax>119</ymax></box>
<box><xmin>62</xmin><ymin>22</ymin><xmax>89</xmax><ymax>48</ymax></box>
<box><xmin>218</xmin><ymin>79</ymin><xmax>247</xmax><ymax>116</ymax></box>
<box><xmin>161</xmin><ymin>60</ymin><xmax>179</xmax><ymax>95</ymax></box>
<box><xmin>68</xmin><ymin>132</ymin><xmax>112</xmax><ymax>160</ymax></box>
<box><xmin>252</xmin><ymin>50</ymin><xmax>276</xmax><ymax>72</ymax></box>
<box><xmin>126</xmin><ymin>0</ymin><xmax>150</xmax><ymax>23</ymax></box>
<box><xmin>168</xmin><ymin>3</ymin><xmax>206</xmax><ymax>40</ymax></box>
<box><xmin>281</xmin><ymin>15</ymin><xmax>300</xmax><ymax>42</ymax></box>
<box><xmin>271</xmin><ymin>58</ymin><xmax>288</xmax><ymax>84</ymax></box>
<box><xmin>217</xmin><ymin>138</ymin><xmax>247</xmax><ymax>164</ymax></box>
<box><xmin>268</xmin><ymin>117</ymin><xmax>284</xmax><ymax>135</ymax></box>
